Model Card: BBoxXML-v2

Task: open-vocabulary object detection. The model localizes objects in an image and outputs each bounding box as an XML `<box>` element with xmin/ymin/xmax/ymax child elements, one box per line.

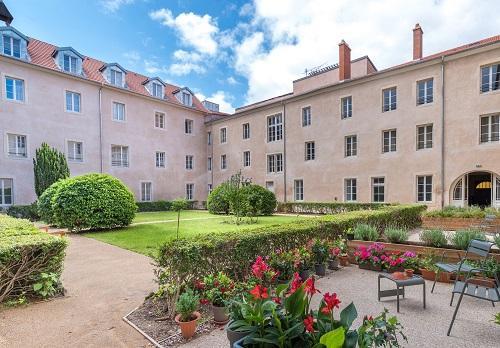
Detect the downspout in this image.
<box><xmin>282</xmin><ymin>102</ymin><xmax>287</xmax><ymax>202</ymax></box>
<box><xmin>440</xmin><ymin>56</ymin><xmax>445</xmax><ymax>208</ymax></box>
<box><xmin>98</xmin><ymin>85</ymin><xmax>103</xmax><ymax>173</ymax></box>
<box><xmin>210</xmin><ymin>126</ymin><xmax>214</xmax><ymax>190</ymax></box>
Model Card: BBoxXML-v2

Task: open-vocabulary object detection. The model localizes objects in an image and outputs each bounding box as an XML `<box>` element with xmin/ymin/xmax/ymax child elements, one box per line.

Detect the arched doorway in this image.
<box><xmin>450</xmin><ymin>171</ymin><xmax>500</xmax><ymax>208</ymax></box>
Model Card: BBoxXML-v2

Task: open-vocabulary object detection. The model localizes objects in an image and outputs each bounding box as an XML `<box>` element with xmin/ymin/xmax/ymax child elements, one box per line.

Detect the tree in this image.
<box><xmin>171</xmin><ymin>198</ymin><xmax>188</xmax><ymax>239</ymax></box>
<box><xmin>226</xmin><ymin>171</ymin><xmax>252</xmax><ymax>225</ymax></box>
<box><xmin>33</xmin><ymin>143</ymin><xmax>70</xmax><ymax>197</ymax></box>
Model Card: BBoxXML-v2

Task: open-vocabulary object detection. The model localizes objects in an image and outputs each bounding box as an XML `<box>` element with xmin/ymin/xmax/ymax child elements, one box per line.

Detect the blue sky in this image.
<box><xmin>6</xmin><ymin>0</ymin><xmax>500</xmax><ymax>113</ymax></box>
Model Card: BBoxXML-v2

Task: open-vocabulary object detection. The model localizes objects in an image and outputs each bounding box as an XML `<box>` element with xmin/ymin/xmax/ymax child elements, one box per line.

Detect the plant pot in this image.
<box><xmin>299</xmin><ymin>269</ymin><xmax>311</xmax><ymax>281</ymax></box>
<box><xmin>405</xmin><ymin>269</ymin><xmax>414</xmax><ymax>277</ymax></box>
<box><xmin>358</xmin><ymin>263</ymin><xmax>371</xmax><ymax>270</ymax></box>
<box><xmin>315</xmin><ymin>263</ymin><xmax>326</xmax><ymax>276</ymax></box>
<box><xmin>370</xmin><ymin>264</ymin><xmax>382</xmax><ymax>272</ymax></box>
<box><xmin>419</xmin><ymin>269</ymin><xmax>453</xmax><ymax>283</ymax></box>
<box><xmin>226</xmin><ymin>320</ymin><xmax>250</xmax><ymax>348</ymax></box>
<box><xmin>212</xmin><ymin>304</ymin><xmax>229</xmax><ymax>324</ymax></box>
<box><xmin>233</xmin><ymin>336</ymin><xmax>246</xmax><ymax>348</ymax></box>
<box><xmin>386</xmin><ymin>266</ymin><xmax>404</xmax><ymax>273</ymax></box>
<box><xmin>175</xmin><ymin>311</ymin><xmax>201</xmax><ymax>339</ymax></box>
<box><xmin>328</xmin><ymin>258</ymin><xmax>339</xmax><ymax>270</ymax></box>
<box><xmin>469</xmin><ymin>277</ymin><xmax>497</xmax><ymax>288</ymax></box>
<box><xmin>339</xmin><ymin>256</ymin><xmax>349</xmax><ymax>267</ymax></box>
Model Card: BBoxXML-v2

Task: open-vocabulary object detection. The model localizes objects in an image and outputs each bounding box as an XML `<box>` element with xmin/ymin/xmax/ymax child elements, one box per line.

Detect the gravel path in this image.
<box><xmin>0</xmin><ymin>235</ymin><xmax>154</xmax><ymax>348</ymax></box>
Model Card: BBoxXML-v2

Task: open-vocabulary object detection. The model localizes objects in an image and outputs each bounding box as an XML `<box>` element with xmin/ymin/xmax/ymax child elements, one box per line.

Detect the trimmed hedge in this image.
<box><xmin>0</xmin><ymin>215</ymin><xmax>67</xmax><ymax>302</ymax></box>
<box><xmin>136</xmin><ymin>200</ymin><xmax>172</xmax><ymax>212</ymax></box>
<box><xmin>424</xmin><ymin>205</ymin><xmax>500</xmax><ymax>218</ymax></box>
<box><xmin>38</xmin><ymin>180</ymin><xmax>65</xmax><ymax>224</ymax></box>
<box><xmin>276</xmin><ymin>202</ymin><xmax>392</xmax><ymax>215</ymax></box>
<box><xmin>6</xmin><ymin>203</ymin><xmax>40</xmax><ymax>221</ymax></box>
<box><xmin>157</xmin><ymin>204</ymin><xmax>426</xmax><ymax>281</ymax></box>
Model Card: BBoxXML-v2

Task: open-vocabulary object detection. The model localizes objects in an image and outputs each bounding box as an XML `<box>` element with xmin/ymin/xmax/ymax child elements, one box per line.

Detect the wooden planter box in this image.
<box><xmin>422</xmin><ymin>216</ymin><xmax>500</xmax><ymax>233</ymax></box>
<box><xmin>420</xmin><ymin>268</ymin><xmax>453</xmax><ymax>283</ymax></box>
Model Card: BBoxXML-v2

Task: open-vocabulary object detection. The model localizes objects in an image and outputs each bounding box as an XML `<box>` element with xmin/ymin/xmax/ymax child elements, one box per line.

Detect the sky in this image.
<box><xmin>6</xmin><ymin>0</ymin><xmax>500</xmax><ymax>113</ymax></box>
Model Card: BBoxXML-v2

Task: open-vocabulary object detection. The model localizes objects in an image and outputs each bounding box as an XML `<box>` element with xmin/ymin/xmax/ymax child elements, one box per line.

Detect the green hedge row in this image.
<box><xmin>157</xmin><ymin>204</ymin><xmax>426</xmax><ymax>281</ymax></box>
<box><xmin>424</xmin><ymin>205</ymin><xmax>500</xmax><ymax>218</ymax></box>
<box><xmin>276</xmin><ymin>202</ymin><xmax>393</xmax><ymax>215</ymax></box>
<box><xmin>0</xmin><ymin>214</ymin><xmax>67</xmax><ymax>303</ymax></box>
<box><xmin>6</xmin><ymin>203</ymin><xmax>40</xmax><ymax>221</ymax></box>
<box><xmin>136</xmin><ymin>200</ymin><xmax>201</xmax><ymax>212</ymax></box>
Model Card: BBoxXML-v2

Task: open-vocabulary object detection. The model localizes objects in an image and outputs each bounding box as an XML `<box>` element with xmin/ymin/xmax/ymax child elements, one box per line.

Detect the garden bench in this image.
<box><xmin>378</xmin><ymin>273</ymin><xmax>426</xmax><ymax>313</ymax></box>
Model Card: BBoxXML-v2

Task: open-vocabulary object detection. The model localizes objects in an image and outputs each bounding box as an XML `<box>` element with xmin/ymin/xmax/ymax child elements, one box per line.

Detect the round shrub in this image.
<box><xmin>38</xmin><ymin>179</ymin><xmax>65</xmax><ymax>225</ymax></box>
<box><xmin>353</xmin><ymin>224</ymin><xmax>379</xmax><ymax>241</ymax></box>
<box><xmin>207</xmin><ymin>183</ymin><xmax>230</xmax><ymax>214</ymax></box>
<box><xmin>241</xmin><ymin>184</ymin><xmax>277</xmax><ymax>216</ymax></box>
<box><xmin>420</xmin><ymin>229</ymin><xmax>447</xmax><ymax>248</ymax></box>
<box><xmin>384</xmin><ymin>227</ymin><xmax>409</xmax><ymax>243</ymax></box>
<box><xmin>450</xmin><ymin>228</ymin><xmax>486</xmax><ymax>250</ymax></box>
<box><xmin>51</xmin><ymin>173</ymin><xmax>136</xmax><ymax>231</ymax></box>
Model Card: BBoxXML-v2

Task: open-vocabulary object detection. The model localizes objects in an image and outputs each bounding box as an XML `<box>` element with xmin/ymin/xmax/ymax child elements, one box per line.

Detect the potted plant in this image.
<box><xmin>269</xmin><ymin>250</ymin><xmax>295</xmax><ymax>282</ymax></box>
<box><xmin>312</xmin><ymin>239</ymin><xmax>329</xmax><ymax>276</ymax></box>
<box><xmin>202</xmin><ymin>272</ymin><xmax>235</xmax><ymax>324</ymax></box>
<box><xmin>174</xmin><ymin>289</ymin><xmax>201</xmax><ymax>339</ymax></box>
<box><xmin>419</xmin><ymin>256</ymin><xmax>452</xmax><ymax>283</ymax></box>
<box><xmin>225</xmin><ymin>299</ymin><xmax>251</xmax><ymax>347</ymax></box>
<box><xmin>293</xmin><ymin>247</ymin><xmax>312</xmax><ymax>280</ymax></box>
<box><xmin>354</xmin><ymin>243</ymin><xmax>384</xmax><ymax>271</ymax></box>
<box><xmin>381</xmin><ymin>252</ymin><xmax>405</xmax><ymax>273</ymax></box>
<box><xmin>328</xmin><ymin>246</ymin><xmax>341</xmax><ymax>270</ymax></box>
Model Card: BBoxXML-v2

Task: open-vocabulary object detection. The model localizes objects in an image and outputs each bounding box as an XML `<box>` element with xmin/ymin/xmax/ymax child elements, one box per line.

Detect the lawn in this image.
<box><xmin>85</xmin><ymin>210</ymin><xmax>309</xmax><ymax>256</ymax></box>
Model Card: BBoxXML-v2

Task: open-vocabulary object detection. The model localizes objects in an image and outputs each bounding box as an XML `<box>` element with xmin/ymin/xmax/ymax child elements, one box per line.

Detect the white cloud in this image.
<box><xmin>239</xmin><ymin>3</ymin><xmax>254</xmax><ymax>17</ymax></box>
<box><xmin>150</xmin><ymin>8</ymin><xmax>219</xmax><ymax>55</ymax></box>
<box><xmin>122</xmin><ymin>51</ymin><xmax>140</xmax><ymax>66</ymax></box>
<box><xmin>169</xmin><ymin>62</ymin><xmax>206</xmax><ymax>76</ymax></box>
<box><xmin>196</xmin><ymin>91</ymin><xmax>236</xmax><ymax>114</ymax></box>
<box><xmin>100</xmin><ymin>0</ymin><xmax>134</xmax><ymax>13</ymax></box>
<box><xmin>226</xmin><ymin>76</ymin><xmax>238</xmax><ymax>85</ymax></box>
<box><xmin>233</xmin><ymin>0</ymin><xmax>500</xmax><ymax>104</ymax></box>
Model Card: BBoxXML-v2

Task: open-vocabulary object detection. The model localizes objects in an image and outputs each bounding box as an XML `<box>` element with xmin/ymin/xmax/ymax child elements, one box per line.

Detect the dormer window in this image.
<box><xmin>111</xmin><ymin>69</ymin><xmax>123</xmax><ymax>86</ymax></box>
<box><xmin>152</xmin><ymin>82</ymin><xmax>162</xmax><ymax>98</ymax></box>
<box><xmin>182</xmin><ymin>92</ymin><xmax>192</xmax><ymax>106</ymax></box>
<box><xmin>100</xmin><ymin>63</ymin><xmax>127</xmax><ymax>88</ymax></box>
<box><xmin>54</xmin><ymin>47</ymin><xmax>84</xmax><ymax>75</ymax></box>
<box><xmin>144</xmin><ymin>77</ymin><xmax>165</xmax><ymax>99</ymax></box>
<box><xmin>63</xmin><ymin>54</ymin><xmax>78</xmax><ymax>73</ymax></box>
<box><xmin>0</xmin><ymin>27</ymin><xmax>29</xmax><ymax>60</ymax></box>
<box><xmin>174</xmin><ymin>87</ymin><xmax>194</xmax><ymax>107</ymax></box>
<box><xmin>3</xmin><ymin>35</ymin><xmax>20</xmax><ymax>58</ymax></box>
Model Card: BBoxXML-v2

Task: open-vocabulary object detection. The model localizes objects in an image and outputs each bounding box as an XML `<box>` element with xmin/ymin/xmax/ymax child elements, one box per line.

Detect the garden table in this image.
<box><xmin>377</xmin><ymin>273</ymin><xmax>426</xmax><ymax>313</ymax></box>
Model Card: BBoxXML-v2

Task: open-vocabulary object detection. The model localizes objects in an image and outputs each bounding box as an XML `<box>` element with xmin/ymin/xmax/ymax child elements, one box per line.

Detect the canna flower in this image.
<box><xmin>289</xmin><ymin>272</ymin><xmax>303</xmax><ymax>294</ymax></box>
<box><xmin>249</xmin><ymin>284</ymin><xmax>269</xmax><ymax>300</ymax></box>
<box><xmin>251</xmin><ymin>256</ymin><xmax>270</xmax><ymax>279</ymax></box>
<box><xmin>272</xmin><ymin>297</ymin><xmax>282</xmax><ymax>305</ymax></box>
<box><xmin>304</xmin><ymin>315</ymin><xmax>315</xmax><ymax>332</ymax></box>
<box><xmin>304</xmin><ymin>277</ymin><xmax>320</xmax><ymax>296</ymax></box>
<box><xmin>321</xmin><ymin>292</ymin><xmax>341</xmax><ymax>314</ymax></box>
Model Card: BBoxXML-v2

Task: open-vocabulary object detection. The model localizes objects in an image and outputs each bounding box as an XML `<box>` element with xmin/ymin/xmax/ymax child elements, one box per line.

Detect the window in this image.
<box><xmin>155</xmin><ymin>112</ymin><xmax>165</xmax><ymax>128</ymax></box>
<box><xmin>480</xmin><ymin>115</ymin><xmax>499</xmax><ymax>143</ymax></box>
<box><xmin>294</xmin><ymin>179</ymin><xmax>304</xmax><ymax>201</ymax></box>
<box><xmin>7</xmin><ymin>134</ymin><xmax>27</xmax><ymax>158</ymax></box>
<box><xmin>182</xmin><ymin>92</ymin><xmax>192</xmax><ymax>106</ymax></box>
<box><xmin>344</xmin><ymin>178</ymin><xmax>357</xmax><ymax>202</ymax></box>
<box><xmin>341</xmin><ymin>96</ymin><xmax>352</xmax><ymax>119</ymax></box>
<box><xmin>185</xmin><ymin>155</ymin><xmax>193</xmax><ymax>170</ymax></box>
<box><xmin>5</xmin><ymin>77</ymin><xmax>24</xmax><ymax>101</ymax></box>
<box><xmin>372</xmin><ymin>177</ymin><xmax>385</xmax><ymax>202</ymax></box>
<box><xmin>267</xmin><ymin>114</ymin><xmax>283</xmax><ymax>142</ymax></box>
<box><xmin>496</xmin><ymin>178</ymin><xmax>500</xmax><ymax>201</ymax></box>
<box><xmin>243</xmin><ymin>123</ymin><xmax>250</xmax><ymax>139</ymax></box>
<box><xmin>220</xmin><ymin>154</ymin><xmax>227</xmax><ymax>170</ymax></box>
<box><xmin>208</xmin><ymin>184</ymin><xmax>213</xmax><ymax>194</ymax></box>
<box><xmin>186</xmin><ymin>183</ymin><xmax>194</xmax><ymax>200</ymax></box>
<box><xmin>0</xmin><ymin>178</ymin><xmax>13</xmax><ymax>205</ymax></box>
<box><xmin>141</xmin><ymin>182</ymin><xmax>152</xmax><ymax>202</ymax></box>
<box><xmin>382</xmin><ymin>87</ymin><xmax>397</xmax><ymax>112</ymax></box>
<box><xmin>417</xmin><ymin>175</ymin><xmax>433</xmax><ymax>202</ymax></box>
<box><xmin>305</xmin><ymin>141</ymin><xmax>315</xmax><ymax>161</ymax></box>
<box><xmin>416</xmin><ymin>124</ymin><xmax>433</xmax><ymax>149</ymax></box>
<box><xmin>417</xmin><ymin>78</ymin><xmax>433</xmax><ymax>105</ymax></box>
<box><xmin>110</xmin><ymin>69</ymin><xmax>123</xmax><ymax>86</ymax></box>
<box><xmin>112</xmin><ymin>102</ymin><xmax>125</xmax><ymax>121</ymax></box>
<box><xmin>207</xmin><ymin>157</ymin><xmax>212</xmax><ymax>171</ymax></box>
<box><xmin>243</xmin><ymin>151</ymin><xmax>251</xmax><ymax>167</ymax></box>
<box><xmin>481</xmin><ymin>63</ymin><xmax>500</xmax><ymax>93</ymax></box>
<box><xmin>207</xmin><ymin>131</ymin><xmax>212</xmax><ymax>145</ymax></box>
<box><xmin>185</xmin><ymin>119</ymin><xmax>193</xmax><ymax>134</ymax></box>
<box><xmin>453</xmin><ymin>178</ymin><xmax>463</xmax><ymax>200</ymax></box>
<box><xmin>63</xmin><ymin>54</ymin><xmax>78</xmax><ymax>73</ymax></box>
<box><xmin>220</xmin><ymin>127</ymin><xmax>227</xmax><ymax>144</ymax></box>
<box><xmin>3</xmin><ymin>35</ymin><xmax>21</xmax><ymax>58</ymax></box>
<box><xmin>302</xmin><ymin>106</ymin><xmax>311</xmax><ymax>127</ymax></box>
<box><xmin>67</xmin><ymin>141</ymin><xmax>83</xmax><ymax>162</ymax></box>
<box><xmin>267</xmin><ymin>153</ymin><xmax>283</xmax><ymax>173</ymax></box>
<box><xmin>344</xmin><ymin>135</ymin><xmax>357</xmax><ymax>157</ymax></box>
<box><xmin>382</xmin><ymin>129</ymin><xmax>397</xmax><ymax>153</ymax></box>
<box><xmin>266</xmin><ymin>181</ymin><xmax>274</xmax><ymax>193</ymax></box>
<box><xmin>152</xmin><ymin>82</ymin><xmax>163</xmax><ymax>98</ymax></box>
<box><xmin>111</xmin><ymin>145</ymin><xmax>128</xmax><ymax>167</ymax></box>
<box><xmin>156</xmin><ymin>151</ymin><xmax>165</xmax><ymax>168</ymax></box>
<box><xmin>65</xmin><ymin>91</ymin><xmax>81</xmax><ymax>112</ymax></box>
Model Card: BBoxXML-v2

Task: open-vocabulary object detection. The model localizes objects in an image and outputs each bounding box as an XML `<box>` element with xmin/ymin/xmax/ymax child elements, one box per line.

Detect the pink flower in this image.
<box><xmin>252</xmin><ymin>256</ymin><xmax>270</xmax><ymax>279</ymax></box>
<box><xmin>305</xmin><ymin>277</ymin><xmax>320</xmax><ymax>296</ymax></box>
<box><xmin>304</xmin><ymin>315</ymin><xmax>315</xmax><ymax>332</ymax></box>
<box><xmin>289</xmin><ymin>272</ymin><xmax>302</xmax><ymax>294</ymax></box>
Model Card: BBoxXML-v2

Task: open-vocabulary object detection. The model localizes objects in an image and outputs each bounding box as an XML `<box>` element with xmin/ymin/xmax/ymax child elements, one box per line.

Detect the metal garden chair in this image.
<box><xmin>447</xmin><ymin>266</ymin><xmax>499</xmax><ymax>336</ymax></box>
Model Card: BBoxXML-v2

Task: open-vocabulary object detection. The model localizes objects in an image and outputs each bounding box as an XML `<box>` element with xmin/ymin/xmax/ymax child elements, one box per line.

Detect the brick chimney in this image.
<box><xmin>413</xmin><ymin>23</ymin><xmax>423</xmax><ymax>60</ymax></box>
<box><xmin>338</xmin><ymin>40</ymin><xmax>351</xmax><ymax>81</ymax></box>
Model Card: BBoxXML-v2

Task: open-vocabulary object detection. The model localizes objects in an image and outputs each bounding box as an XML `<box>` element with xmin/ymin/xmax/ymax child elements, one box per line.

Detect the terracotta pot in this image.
<box><xmin>386</xmin><ymin>266</ymin><xmax>405</xmax><ymax>273</ymax></box>
<box><xmin>328</xmin><ymin>258</ymin><xmax>339</xmax><ymax>270</ymax></box>
<box><xmin>419</xmin><ymin>269</ymin><xmax>453</xmax><ymax>283</ymax></box>
<box><xmin>405</xmin><ymin>269</ymin><xmax>414</xmax><ymax>277</ymax></box>
<box><xmin>212</xmin><ymin>304</ymin><xmax>229</xmax><ymax>324</ymax></box>
<box><xmin>339</xmin><ymin>256</ymin><xmax>349</xmax><ymax>266</ymax></box>
<box><xmin>315</xmin><ymin>263</ymin><xmax>326</xmax><ymax>276</ymax></box>
<box><xmin>175</xmin><ymin>311</ymin><xmax>201</xmax><ymax>339</ymax></box>
<box><xmin>226</xmin><ymin>320</ymin><xmax>250</xmax><ymax>348</ymax></box>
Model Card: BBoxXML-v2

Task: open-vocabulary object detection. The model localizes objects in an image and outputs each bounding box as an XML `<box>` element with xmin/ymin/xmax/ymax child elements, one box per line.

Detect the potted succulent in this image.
<box><xmin>312</xmin><ymin>239</ymin><xmax>329</xmax><ymax>276</ymax></box>
<box><xmin>202</xmin><ymin>272</ymin><xmax>235</xmax><ymax>324</ymax></box>
<box><xmin>174</xmin><ymin>289</ymin><xmax>201</xmax><ymax>339</ymax></box>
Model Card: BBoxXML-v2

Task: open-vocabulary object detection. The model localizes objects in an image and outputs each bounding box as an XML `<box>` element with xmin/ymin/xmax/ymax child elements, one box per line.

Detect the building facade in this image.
<box><xmin>1</xmin><ymin>23</ymin><xmax>500</xmax><ymax>210</ymax></box>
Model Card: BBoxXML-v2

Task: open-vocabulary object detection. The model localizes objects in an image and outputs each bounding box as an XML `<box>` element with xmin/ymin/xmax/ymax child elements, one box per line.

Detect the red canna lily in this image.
<box><xmin>304</xmin><ymin>315</ymin><xmax>315</xmax><ymax>332</ymax></box>
<box><xmin>249</xmin><ymin>284</ymin><xmax>269</xmax><ymax>300</ymax></box>
<box><xmin>304</xmin><ymin>277</ymin><xmax>320</xmax><ymax>296</ymax></box>
<box><xmin>251</xmin><ymin>256</ymin><xmax>270</xmax><ymax>279</ymax></box>
<box><xmin>321</xmin><ymin>292</ymin><xmax>341</xmax><ymax>314</ymax></box>
<box><xmin>289</xmin><ymin>272</ymin><xmax>303</xmax><ymax>294</ymax></box>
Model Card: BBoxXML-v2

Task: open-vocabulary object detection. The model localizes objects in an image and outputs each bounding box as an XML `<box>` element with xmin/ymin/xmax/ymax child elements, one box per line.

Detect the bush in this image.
<box><xmin>353</xmin><ymin>223</ymin><xmax>379</xmax><ymax>241</ymax></box>
<box><xmin>276</xmin><ymin>202</ymin><xmax>392</xmax><ymax>215</ymax></box>
<box><xmin>384</xmin><ymin>227</ymin><xmax>409</xmax><ymax>243</ymax></box>
<box><xmin>0</xmin><ymin>215</ymin><xmax>67</xmax><ymax>303</ymax></box>
<box><xmin>37</xmin><ymin>179</ymin><xmax>65</xmax><ymax>225</ymax></box>
<box><xmin>33</xmin><ymin>143</ymin><xmax>70</xmax><ymax>197</ymax></box>
<box><xmin>6</xmin><ymin>203</ymin><xmax>40</xmax><ymax>221</ymax></box>
<box><xmin>241</xmin><ymin>184</ymin><xmax>277</xmax><ymax>216</ymax></box>
<box><xmin>450</xmin><ymin>228</ymin><xmax>486</xmax><ymax>250</ymax></box>
<box><xmin>495</xmin><ymin>234</ymin><xmax>500</xmax><ymax>249</ymax></box>
<box><xmin>420</xmin><ymin>229</ymin><xmax>447</xmax><ymax>248</ymax></box>
<box><xmin>47</xmin><ymin>174</ymin><xmax>137</xmax><ymax>231</ymax></box>
<box><xmin>156</xmin><ymin>205</ymin><xmax>425</xmax><ymax>281</ymax></box>
<box><xmin>136</xmin><ymin>200</ymin><xmax>172</xmax><ymax>212</ymax></box>
<box><xmin>207</xmin><ymin>182</ymin><xmax>230</xmax><ymax>214</ymax></box>
<box><xmin>424</xmin><ymin>206</ymin><xmax>500</xmax><ymax>218</ymax></box>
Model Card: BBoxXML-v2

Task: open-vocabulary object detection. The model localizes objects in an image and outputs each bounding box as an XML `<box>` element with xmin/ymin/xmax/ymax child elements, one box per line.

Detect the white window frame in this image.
<box><xmin>242</xmin><ymin>123</ymin><xmax>250</xmax><ymax>139</ymax></box>
<box><xmin>417</xmin><ymin>78</ymin><xmax>434</xmax><ymax>105</ymax></box>
<box><xmin>5</xmin><ymin>76</ymin><xmax>25</xmax><ymax>102</ymax></box>
<box><xmin>341</xmin><ymin>96</ymin><xmax>352</xmax><ymax>119</ymax></box>
<box><xmin>220</xmin><ymin>127</ymin><xmax>227</xmax><ymax>144</ymax></box>
<box><xmin>481</xmin><ymin>63</ymin><xmax>500</xmax><ymax>93</ymax></box>
<box><xmin>267</xmin><ymin>114</ymin><xmax>283</xmax><ymax>142</ymax></box>
<box><xmin>67</xmin><ymin>140</ymin><xmax>83</xmax><ymax>162</ymax></box>
<box><xmin>382</xmin><ymin>129</ymin><xmax>397</xmax><ymax>153</ymax></box>
<box><xmin>151</xmin><ymin>82</ymin><xmax>163</xmax><ymax>98</ymax></box>
<box><xmin>220</xmin><ymin>154</ymin><xmax>227</xmax><ymax>170</ymax></box>
<box><xmin>344</xmin><ymin>135</ymin><xmax>357</xmax><ymax>157</ymax></box>
<box><xmin>185</xmin><ymin>155</ymin><xmax>194</xmax><ymax>170</ymax></box>
<box><xmin>182</xmin><ymin>92</ymin><xmax>192</xmax><ymax>106</ymax></box>
<box><xmin>63</xmin><ymin>54</ymin><xmax>78</xmax><ymax>74</ymax></box>
<box><xmin>208</xmin><ymin>184</ymin><xmax>213</xmax><ymax>194</ymax></box>
<box><xmin>302</xmin><ymin>106</ymin><xmax>311</xmax><ymax>127</ymax></box>
<box><xmin>186</xmin><ymin>183</ymin><xmax>194</xmax><ymax>200</ymax></box>
<box><xmin>207</xmin><ymin>156</ymin><xmax>212</xmax><ymax>171</ymax></box>
<box><xmin>243</xmin><ymin>151</ymin><xmax>251</xmax><ymax>167</ymax></box>
<box><xmin>371</xmin><ymin>177</ymin><xmax>385</xmax><ymax>203</ymax></box>
<box><xmin>0</xmin><ymin>178</ymin><xmax>14</xmax><ymax>206</ymax></box>
<box><xmin>344</xmin><ymin>178</ymin><xmax>357</xmax><ymax>202</ymax></box>
<box><xmin>417</xmin><ymin>175</ymin><xmax>433</xmax><ymax>202</ymax></box>
<box><xmin>112</xmin><ymin>102</ymin><xmax>126</xmax><ymax>122</ymax></box>
<box><xmin>156</xmin><ymin>151</ymin><xmax>166</xmax><ymax>168</ymax></box>
<box><xmin>382</xmin><ymin>87</ymin><xmax>397</xmax><ymax>112</ymax></box>
<box><xmin>294</xmin><ymin>179</ymin><xmax>304</xmax><ymax>201</ymax></box>
<box><xmin>65</xmin><ymin>90</ymin><xmax>81</xmax><ymax>113</ymax></box>
<box><xmin>3</xmin><ymin>35</ymin><xmax>21</xmax><ymax>58</ymax></box>
<box><xmin>111</xmin><ymin>145</ymin><xmax>129</xmax><ymax>167</ymax></box>
<box><xmin>155</xmin><ymin>112</ymin><xmax>165</xmax><ymax>129</ymax></box>
<box><xmin>110</xmin><ymin>69</ymin><xmax>123</xmax><ymax>87</ymax></box>
<box><xmin>185</xmin><ymin>119</ymin><xmax>194</xmax><ymax>134</ymax></box>
<box><xmin>7</xmin><ymin>133</ymin><xmax>27</xmax><ymax>158</ymax></box>
<box><xmin>416</xmin><ymin>124</ymin><xmax>433</xmax><ymax>150</ymax></box>
<box><xmin>140</xmin><ymin>182</ymin><xmax>152</xmax><ymax>202</ymax></box>
<box><xmin>480</xmin><ymin>114</ymin><xmax>499</xmax><ymax>143</ymax></box>
<box><xmin>305</xmin><ymin>141</ymin><xmax>315</xmax><ymax>161</ymax></box>
<box><xmin>267</xmin><ymin>153</ymin><xmax>283</xmax><ymax>174</ymax></box>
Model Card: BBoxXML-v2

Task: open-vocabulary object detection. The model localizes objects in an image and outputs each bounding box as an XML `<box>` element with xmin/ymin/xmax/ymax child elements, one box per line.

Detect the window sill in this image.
<box><xmin>416</xmin><ymin>102</ymin><xmax>434</xmax><ymax>108</ymax></box>
<box><xmin>7</xmin><ymin>155</ymin><xmax>28</xmax><ymax>160</ymax></box>
<box><xmin>4</xmin><ymin>98</ymin><xmax>25</xmax><ymax>104</ymax></box>
<box><xmin>480</xmin><ymin>89</ymin><xmax>500</xmax><ymax>96</ymax></box>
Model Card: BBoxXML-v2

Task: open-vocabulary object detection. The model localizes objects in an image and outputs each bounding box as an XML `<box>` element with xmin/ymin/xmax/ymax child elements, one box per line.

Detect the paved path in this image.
<box><xmin>0</xmin><ymin>235</ymin><xmax>154</xmax><ymax>348</ymax></box>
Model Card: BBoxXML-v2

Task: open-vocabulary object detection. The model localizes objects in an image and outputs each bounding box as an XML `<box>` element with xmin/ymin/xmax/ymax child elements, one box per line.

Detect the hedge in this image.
<box><xmin>157</xmin><ymin>204</ymin><xmax>426</xmax><ymax>281</ymax></box>
<box><xmin>6</xmin><ymin>203</ymin><xmax>40</xmax><ymax>221</ymax></box>
<box><xmin>276</xmin><ymin>202</ymin><xmax>393</xmax><ymax>215</ymax></box>
<box><xmin>0</xmin><ymin>214</ymin><xmax>67</xmax><ymax>303</ymax></box>
<box><xmin>424</xmin><ymin>205</ymin><xmax>500</xmax><ymax>218</ymax></box>
<box><xmin>136</xmin><ymin>200</ymin><xmax>200</xmax><ymax>212</ymax></box>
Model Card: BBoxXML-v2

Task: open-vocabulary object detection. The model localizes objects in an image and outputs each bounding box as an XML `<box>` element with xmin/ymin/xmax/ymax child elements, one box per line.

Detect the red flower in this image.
<box><xmin>200</xmin><ymin>298</ymin><xmax>210</xmax><ymax>305</ymax></box>
<box><xmin>252</xmin><ymin>256</ymin><xmax>270</xmax><ymax>279</ymax></box>
<box><xmin>249</xmin><ymin>284</ymin><xmax>269</xmax><ymax>300</ymax></box>
<box><xmin>289</xmin><ymin>272</ymin><xmax>303</xmax><ymax>294</ymax></box>
<box><xmin>272</xmin><ymin>297</ymin><xmax>281</xmax><ymax>305</ymax></box>
<box><xmin>304</xmin><ymin>277</ymin><xmax>320</xmax><ymax>296</ymax></box>
<box><xmin>304</xmin><ymin>315</ymin><xmax>314</xmax><ymax>332</ymax></box>
<box><xmin>321</xmin><ymin>292</ymin><xmax>341</xmax><ymax>314</ymax></box>
<box><xmin>194</xmin><ymin>280</ymin><xmax>205</xmax><ymax>290</ymax></box>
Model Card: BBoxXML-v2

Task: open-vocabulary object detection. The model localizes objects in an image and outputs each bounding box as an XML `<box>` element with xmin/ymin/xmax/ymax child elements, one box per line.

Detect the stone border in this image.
<box><xmin>123</xmin><ymin>307</ymin><xmax>164</xmax><ymax>348</ymax></box>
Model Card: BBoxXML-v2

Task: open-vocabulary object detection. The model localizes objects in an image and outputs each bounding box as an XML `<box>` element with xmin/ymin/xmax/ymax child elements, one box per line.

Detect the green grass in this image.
<box><xmin>84</xmin><ymin>211</ymin><xmax>308</xmax><ymax>256</ymax></box>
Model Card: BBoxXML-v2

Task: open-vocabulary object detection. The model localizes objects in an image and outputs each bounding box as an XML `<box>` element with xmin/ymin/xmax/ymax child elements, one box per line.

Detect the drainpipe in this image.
<box><xmin>98</xmin><ymin>85</ymin><xmax>103</xmax><ymax>173</ymax></box>
<box><xmin>440</xmin><ymin>56</ymin><xmax>445</xmax><ymax>208</ymax></box>
<box><xmin>282</xmin><ymin>101</ymin><xmax>287</xmax><ymax>202</ymax></box>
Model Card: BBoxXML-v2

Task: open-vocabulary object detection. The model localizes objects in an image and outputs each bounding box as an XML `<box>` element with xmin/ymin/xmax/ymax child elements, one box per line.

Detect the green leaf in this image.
<box><xmin>340</xmin><ymin>302</ymin><xmax>357</xmax><ymax>330</ymax></box>
<box><xmin>320</xmin><ymin>327</ymin><xmax>345</xmax><ymax>348</ymax></box>
<box><xmin>33</xmin><ymin>283</ymin><xmax>43</xmax><ymax>291</ymax></box>
<box><xmin>284</xmin><ymin>284</ymin><xmax>306</xmax><ymax>318</ymax></box>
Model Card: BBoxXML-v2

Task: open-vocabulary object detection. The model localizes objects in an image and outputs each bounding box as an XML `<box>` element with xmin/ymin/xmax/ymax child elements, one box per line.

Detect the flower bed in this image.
<box><xmin>353</xmin><ymin>242</ymin><xmax>418</xmax><ymax>272</ymax></box>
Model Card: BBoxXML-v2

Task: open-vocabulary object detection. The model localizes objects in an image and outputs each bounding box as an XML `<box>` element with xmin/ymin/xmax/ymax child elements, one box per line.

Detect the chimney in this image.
<box><xmin>413</xmin><ymin>23</ymin><xmax>423</xmax><ymax>60</ymax></box>
<box><xmin>338</xmin><ymin>40</ymin><xmax>351</xmax><ymax>81</ymax></box>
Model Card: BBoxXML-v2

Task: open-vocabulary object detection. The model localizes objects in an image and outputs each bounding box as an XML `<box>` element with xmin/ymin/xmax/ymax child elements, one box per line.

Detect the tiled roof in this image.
<box><xmin>25</xmin><ymin>38</ymin><xmax>208</xmax><ymax>113</ymax></box>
